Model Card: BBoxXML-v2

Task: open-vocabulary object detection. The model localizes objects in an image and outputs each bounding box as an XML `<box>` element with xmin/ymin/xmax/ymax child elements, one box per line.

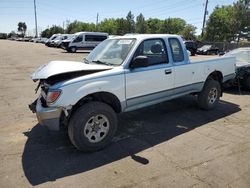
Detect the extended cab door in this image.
<box><xmin>168</xmin><ymin>38</ymin><xmax>196</xmax><ymax>94</ymax></box>
<box><xmin>125</xmin><ymin>38</ymin><xmax>174</xmax><ymax>110</ymax></box>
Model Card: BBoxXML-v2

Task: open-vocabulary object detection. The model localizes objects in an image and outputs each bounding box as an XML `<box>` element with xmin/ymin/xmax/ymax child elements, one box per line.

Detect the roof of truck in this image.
<box><xmin>112</xmin><ymin>34</ymin><xmax>181</xmax><ymax>40</ymax></box>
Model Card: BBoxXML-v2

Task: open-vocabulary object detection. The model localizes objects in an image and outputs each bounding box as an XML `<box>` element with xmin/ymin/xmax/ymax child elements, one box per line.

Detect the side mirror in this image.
<box><xmin>130</xmin><ymin>56</ymin><xmax>149</xmax><ymax>68</ymax></box>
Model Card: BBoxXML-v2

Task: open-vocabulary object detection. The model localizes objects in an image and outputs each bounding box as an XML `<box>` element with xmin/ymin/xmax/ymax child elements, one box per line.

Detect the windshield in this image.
<box><xmin>66</xmin><ymin>34</ymin><xmax>75</xmax><ymax>40</ymax></box>
<box><xmin>225</xmin><ymin>48</ymin><xmax>250</xmax><ymax>63</ymax></box>
<box><xmin>85</xmin><ymin>38</ymin><xmax>136</xmax><ymax>66</ymax></box>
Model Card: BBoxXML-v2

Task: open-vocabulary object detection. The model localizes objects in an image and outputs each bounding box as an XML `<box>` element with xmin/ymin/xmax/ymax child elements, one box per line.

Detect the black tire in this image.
<box><xmin>68</xmin><ymin>101</ymin><xmax>117</xmax><ymax>152</ymax></box>
<box><xmin>198</xmin><ymin>79</ymin><xmax>221</xmax><ymax>110</ymax></box>
<box><xmin>70</xmin><ymin>46</ymin><xmax>77</xmax><ymax>53</ymax></box>
<box><xmin>243</xmin><ymin>75</ymin><xmax>250</xmax><ymax>91</ymax></box>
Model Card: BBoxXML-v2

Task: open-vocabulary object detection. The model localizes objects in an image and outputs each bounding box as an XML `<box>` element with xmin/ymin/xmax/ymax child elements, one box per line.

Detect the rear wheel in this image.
<box><xmin>68</xmin><ymin>102</ymin><xmax>117</xmax><ymax>152</ymax></box>
<box><xmin>198</xmin><ymin>79</ymin><xmax>221</xmax><ymax>110</ymax></box>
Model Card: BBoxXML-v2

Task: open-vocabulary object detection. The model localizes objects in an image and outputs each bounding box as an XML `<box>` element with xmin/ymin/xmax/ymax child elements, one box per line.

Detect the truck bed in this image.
<box><xmin>189</xmin><ymin>55</ymin><xmax>220</xmax><ymax>63</ymax></box>
<box><xmin>189</xmin><ymin>55</ymin><xmax>220</xmax><ymax>62</ymax></box>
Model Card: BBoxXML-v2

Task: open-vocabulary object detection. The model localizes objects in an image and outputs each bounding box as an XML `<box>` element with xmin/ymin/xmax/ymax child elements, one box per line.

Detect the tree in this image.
<box><xmin>99</xmin><ymin>18</ymin><xmax>118</xmax><ymax>34</ymax></box>
<box><xmin>146</xmin><ymin>18</ymin><xmax>162</xmax><ymax>33</ymax></box>
<box><xmin>159</xmin><ymin>18</ymin><xmax>186</xmax><ymax>34</ymax></box>
<box><xmin>65</xmin><ymin>20</ymin><xmax>95</xmax><ymax>34</ymax></box>
<box><xmin>116</xmin><ymin>18</ymin><xmax>127</xmax><ymax>35</ymax></box>
<box><xmin>233</xmin><ymin>0</ymin><xmax>250</xmax><ymax>42</ymax></box>
<box><xmin>179</xmin><ymin>24</ymin><xmax>197</xmax><ymax>40</ymax></box>
<box><xmin>204</xmin><ymin>5</ymin><xmax>235</xmax><ymax>42</ymax></box>
<box><xmin>136</xmin><ymin>13</ymin><xmax>147</xmax><ymax>33</ymax></box>
<box><xmin>17</xmin><ymin>22</ymin><xmax>27</xmax><ymax>37</ymax></box>
<box><xmin>126</xmin><ymin>11</ymin><xmax>135</xmax><ymax>33</ymax></box>
<box><xmin>41</xmin><ymin>25</ymin><xmax>64</xmax><ymax>38</ymax></box>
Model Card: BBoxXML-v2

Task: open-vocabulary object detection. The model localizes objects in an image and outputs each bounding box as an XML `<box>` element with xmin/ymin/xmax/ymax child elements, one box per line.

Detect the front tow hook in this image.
<box><xmin>28</xmin><ymin>99</ymin><xmax>37</xmax><ymax>113</ymax></box>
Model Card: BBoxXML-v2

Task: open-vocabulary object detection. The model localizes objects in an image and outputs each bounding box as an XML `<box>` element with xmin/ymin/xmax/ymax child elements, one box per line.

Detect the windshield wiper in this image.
<box><xmin>92</xmin><ymin>60</ymin><xmax>111</xmax><ymax>66</ymax></box>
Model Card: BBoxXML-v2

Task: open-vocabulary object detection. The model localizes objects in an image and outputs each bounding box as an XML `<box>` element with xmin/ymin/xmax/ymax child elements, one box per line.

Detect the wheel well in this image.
<box><xmin>207</xmin><ymin>71</ymin><xmax>223</xmax><ymax>84</ymax></box>
<box><xmin>73</xmin><ymin>92</ymin><xmax>122</xmax><ymax>113</ymax></box>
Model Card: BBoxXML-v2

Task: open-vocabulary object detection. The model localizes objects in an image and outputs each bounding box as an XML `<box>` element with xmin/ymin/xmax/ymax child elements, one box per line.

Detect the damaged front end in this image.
<box><xmin>29</xmin><ymin>80</ymin><xmax>65</xmax><ymax>131</ymax></box>
<box><xmin>29</xmin><ymin>60</ymin><xmax>112</xmax><ymax>131</ymax></box>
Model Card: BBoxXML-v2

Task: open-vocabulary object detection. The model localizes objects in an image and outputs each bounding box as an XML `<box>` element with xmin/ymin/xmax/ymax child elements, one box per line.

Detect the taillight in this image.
<box><xmin>46</xmin><ymin>90</ymin><xmax>61</xmax><ymax>104</ymax></box>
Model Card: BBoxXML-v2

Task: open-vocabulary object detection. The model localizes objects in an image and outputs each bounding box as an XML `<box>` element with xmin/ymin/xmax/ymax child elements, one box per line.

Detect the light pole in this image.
<box><xmin>34</xmin><ymin>0</ymin><xmax>38</xmax><ymax>37</ymax></box>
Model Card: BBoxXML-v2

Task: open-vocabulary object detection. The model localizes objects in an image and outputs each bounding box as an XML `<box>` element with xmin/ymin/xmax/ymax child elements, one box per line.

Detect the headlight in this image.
<box><xmin>46</xmin><ymin>89</ymin><xmax>62</xmax><ymax>104</ymax></box>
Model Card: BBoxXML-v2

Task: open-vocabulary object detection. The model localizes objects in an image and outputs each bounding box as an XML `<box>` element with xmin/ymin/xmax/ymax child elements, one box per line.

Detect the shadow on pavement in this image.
<box><xmin>224</xmin><ymin>86</ymin><xmax>250</xmax><ymax>95</ymax></box>
<box><xmin>60</xmin><ymin>51</ymin><xmax>90</xmax><ymax>54</ymax></box>
<box><xmin>22</xmin><ymin>95</ymin><xmax>240</xmax><ymax>185</ymax></box>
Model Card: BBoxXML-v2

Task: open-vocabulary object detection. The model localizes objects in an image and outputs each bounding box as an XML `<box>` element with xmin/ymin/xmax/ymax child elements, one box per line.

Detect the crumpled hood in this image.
<box><xmin>236</xmin><ymin>61</ymin><xmax>250</xmax><ymax>68</ymax></box>
<box><xmin>32</xmin><ymin>60</ymin><xmax>111</xmax><ymax>80</ymax></box>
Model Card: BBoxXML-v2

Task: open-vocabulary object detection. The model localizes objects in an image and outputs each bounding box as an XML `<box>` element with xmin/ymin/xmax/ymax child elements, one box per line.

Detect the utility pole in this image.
<box><xmin>201</xmin><ymin>0</ymin><xmax>208</xmax><ymax>37</ymax></box>
<box><xmin>96</xmin><ymin>13</ymin><xmax>99</xmax><ymax>31</ymax></box>
<box><xmin>34</xmin><ymin>0</ymin><xmax>38</xmax><ymax>37</ymax></box>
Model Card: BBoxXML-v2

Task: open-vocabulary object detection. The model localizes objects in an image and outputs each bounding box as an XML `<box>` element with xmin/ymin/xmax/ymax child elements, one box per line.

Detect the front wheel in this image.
<box><xmin>68</xmin><ymin>102</ymin><xmax>117</xmax><ymax>152</ymax></box>
<box><xmin>69</xmin><ymin>46</ymin><xmax>77</xmax><ymax>53</ymax></box>
<box><xmin>198</xmin><ymin>79</ymin><xmax>221</xmax><ymax>110</ymax></box>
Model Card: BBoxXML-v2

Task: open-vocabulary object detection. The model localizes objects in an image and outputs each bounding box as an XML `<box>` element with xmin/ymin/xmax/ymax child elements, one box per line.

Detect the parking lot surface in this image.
<box><xmin>0</xmin><ymin>40</ymin><xmax>249</xmax><ymax>188</ymax></box>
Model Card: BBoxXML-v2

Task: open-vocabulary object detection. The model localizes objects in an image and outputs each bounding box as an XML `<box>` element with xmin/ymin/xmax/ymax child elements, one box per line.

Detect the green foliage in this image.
<box><xmin>126</xmin><ymin>11</ymin><xmax>135</xmax><ymax>33</ymax></box>
<box><xmin>136</xmin><ymin>13</ymin><xmax>148</xmax><ymax>33</ymax></box>
<box><xmin>159</xmin><ymin>18</ymin><xmax>186</xmax><ymax>34</ymax></box>
<box><xmin>99</xmin><ymin>18</ymin><xmax>118</xmax><ymax>34</ymax></box>
<box><xmin>17</xmin><ymin>22</ymin><xmax>27</xmax><ymax>37</ymax></box>
<box><xmin>146</xmin><ymin>18</ymin><xmax>162</xmax><ymax>34</ymax></box>
<box><xmin>203</xmin><ymin>0</ymin><xmax>250</xmax><ymax>42</ymax></box>
<box><xmin>40</xmin><ymin>12</ymin><xmax>197</xmax><ymax>39</ymax></box>
<box><xmin>66</xmin><ymin>20</ymin><xmax>96</xmax><ymax>34</ymax></box>
<box><xmin>179</xmin><ymin>24</ymin><xmax>197</xmax><ymax>40</ymax></box>
<box><xmin>40</xmin><ymin>25</ymin><xmax>64</xmax><ymax>38</ymax></box>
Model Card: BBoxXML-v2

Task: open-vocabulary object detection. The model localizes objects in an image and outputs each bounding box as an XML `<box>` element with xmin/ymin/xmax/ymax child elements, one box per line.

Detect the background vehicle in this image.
<box><xmin>45</xmin><ymin>33</ymin><xmax>61</xmax><ymax>46</ymax></box>
<box><xmin>61</xmin><ymin>32</ymin><xmax>108</xmax><ymax>52</ymax></box>
<box><xmin>30</xmin><ymin>34</ymin><xmax>235</xmax><ymax>152</ymax></box>
<box><xmin>224</xmin><ymin>47</ymin><xmax>250</xmax><ymax>90</ymax></box>
<box><xmin>184</xmin><ymin>40</ymin><xmax>197</xmax><ymax>56</ymax></box>
<box><xmin>50</xmin><ymin>34</ymin><xmax>73</xmax><ymax>47</ymax></box>
<box><xmin>197</xmin><ymin>45</ymin><xmax>219</xmax><ymax>55</ymax></box>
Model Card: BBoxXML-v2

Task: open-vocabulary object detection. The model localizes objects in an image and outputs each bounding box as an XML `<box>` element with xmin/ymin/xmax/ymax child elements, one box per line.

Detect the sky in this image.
<box><xmin>0</xmin><ymin>0</ymin><xmax>237</xmax><ymax>36</ymax></box>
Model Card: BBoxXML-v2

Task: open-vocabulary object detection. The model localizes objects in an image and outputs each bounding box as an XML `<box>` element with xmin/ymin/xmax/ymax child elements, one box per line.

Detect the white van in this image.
<box><xmin>61</xmin><ymin>32</ymin><xmax>108</xmax><ymax>52</ymax></box>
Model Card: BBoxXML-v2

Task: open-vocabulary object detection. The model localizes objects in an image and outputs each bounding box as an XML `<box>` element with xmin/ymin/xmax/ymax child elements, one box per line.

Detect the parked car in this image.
<box><xmin>197</xmin><ymin>45</ymin><xmax>219</xmax><ymax>55</ymax></box>
<box><xmin>184</xmin><ymin>40</ymin><xmax>197</xmax><ymax>56</ymax></box>
<box><xmin>223</xmin><ymin>47</ymin><xmax>250</xmax><ymax>90</ymax></box>
<box><xmin>29</xmin><ymin>34</ymin><xmax>235</xmax><ymax>152</ymax></box>
<box><xmin>61</xmin><ymin>32</ymin><xmax>108</xmax><ymax>52</ymax></box>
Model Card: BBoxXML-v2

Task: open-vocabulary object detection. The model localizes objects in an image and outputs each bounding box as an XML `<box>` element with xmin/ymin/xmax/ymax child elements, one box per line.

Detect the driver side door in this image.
<box><xmin>125</xmin><ymin>38</ymin><xmax>174</xmax><ymax>111</ymax></box>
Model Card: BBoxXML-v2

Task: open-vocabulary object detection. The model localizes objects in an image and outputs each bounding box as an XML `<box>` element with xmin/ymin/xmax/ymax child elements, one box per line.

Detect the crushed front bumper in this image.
<box><xmin>29</xmin><ymin>97</ymin><xmax>62</xmax><ymax>131</ymax></box>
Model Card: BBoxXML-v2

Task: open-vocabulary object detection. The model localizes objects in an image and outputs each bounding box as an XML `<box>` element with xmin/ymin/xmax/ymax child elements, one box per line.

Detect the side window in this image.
<box><xmin>73</xmin><ymin>35</ymin><xmax>83</xmax><ymax>43</ymax></box>
<box><xmin>85</xmin><ymin>35</ymin><xmax>107</xmax><ymax>42</ymax></box>
<box><xmin>134</xmin><ymin>39</ymin><xmax>168</xmax><ymax>66</ymax></box>
<box><xmin>169</xmin><ymin>38</ymin><xmax>184</xmax><ymax>62</ymax></box>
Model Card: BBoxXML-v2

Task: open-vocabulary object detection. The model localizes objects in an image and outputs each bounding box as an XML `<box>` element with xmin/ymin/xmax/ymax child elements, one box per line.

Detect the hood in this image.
<box><xmin>236</xmin><ymin>61</ymin><xmax>250</xmax><ymax>68</ymax></box>
<box><xmin>32</xmin><ymin>60</ymin><xmax>111</xmax><ymax>81</ymax></box>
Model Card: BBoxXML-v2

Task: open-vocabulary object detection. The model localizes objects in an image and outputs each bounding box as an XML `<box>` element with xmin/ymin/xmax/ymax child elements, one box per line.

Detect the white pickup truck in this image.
<box><xmin>29</xmin><ymin>34</ymin><xmax>235</xmax><ymax>152</ymax></box>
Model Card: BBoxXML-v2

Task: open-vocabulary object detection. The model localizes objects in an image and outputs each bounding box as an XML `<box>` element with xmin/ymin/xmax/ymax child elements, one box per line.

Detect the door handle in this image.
<box><xmin>165</xmin><ymin>69</ymin><xmax>172</xmax><ymax>74</ymax></box>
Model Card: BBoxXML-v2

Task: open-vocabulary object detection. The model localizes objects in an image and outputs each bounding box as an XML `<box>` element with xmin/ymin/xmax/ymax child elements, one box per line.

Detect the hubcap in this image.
<box><xmin>208</xmin><ymin>87</ymin><xmax>218</xmax><ymax>104</ymax></box>
<box><xmin>84</xmin><ymin>114</ymin><xmax>110</xmax><ymax>143</ymax></box>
